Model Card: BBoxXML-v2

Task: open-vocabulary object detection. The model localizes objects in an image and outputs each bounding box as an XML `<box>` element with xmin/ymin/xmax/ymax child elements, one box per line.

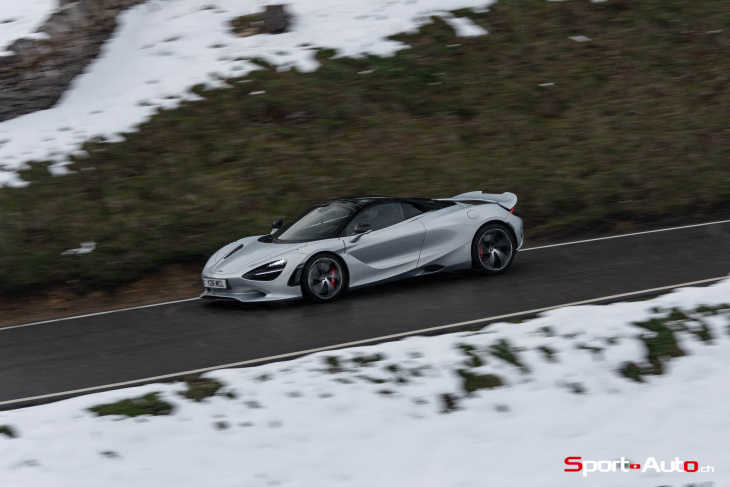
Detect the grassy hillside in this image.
<box><xmin>1</xmin><ymin>0</ymin><xmax>730</xmax><ymax>294</ymax></box>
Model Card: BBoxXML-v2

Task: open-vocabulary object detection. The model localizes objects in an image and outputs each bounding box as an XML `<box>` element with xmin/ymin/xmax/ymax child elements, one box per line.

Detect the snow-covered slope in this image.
<box><xmin>0</xmin><ymin>0</ymin><xmax>55</xmax><ymax>52</ymax></box>
<box><xmin>0</xmin><ymin>0</ymin><xmax>492</xmax><ymax>187</ymax></box>
<box><xmin>1</xmin><ymin>278</ymin><xmax>728</xmax><ymax>486</ymax></box>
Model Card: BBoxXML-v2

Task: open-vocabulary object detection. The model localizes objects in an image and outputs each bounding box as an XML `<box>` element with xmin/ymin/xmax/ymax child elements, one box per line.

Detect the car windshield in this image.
<box><xmin>273</xmin><ymin>202</ymin><xmax>357</xmax><ymax>242</ymax></box>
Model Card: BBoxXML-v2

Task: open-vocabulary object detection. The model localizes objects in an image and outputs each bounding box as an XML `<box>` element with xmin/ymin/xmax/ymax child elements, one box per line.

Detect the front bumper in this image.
<box><xmin>201</xmin><ymin>263</ymin><xmax>306</xmax><ymax>303</ymax></box>
<box><xmin>200</xmin><ymin>282</ymin><xmax>303</xmax><ymax>302</ymax></box>
<box><xmin>200</xmin><ymin>287</ymin><xmax>302</xmax><ymax>302</ymax></box>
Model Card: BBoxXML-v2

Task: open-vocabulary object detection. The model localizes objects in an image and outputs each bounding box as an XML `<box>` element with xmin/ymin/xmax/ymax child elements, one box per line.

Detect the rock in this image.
<box><xmin>264</xmin><ymin>4</ymin><xmax>290</xmax><ymax>34</ymax></box>
<box><xmin>59</xmin><ymin>2</ymin><xmax>88</xmax><ymax>29</ymax></box>
<box><xmin>0</xmin><ymin>0</ymin><xmax>147</xmax><ymax>123</ymax></box>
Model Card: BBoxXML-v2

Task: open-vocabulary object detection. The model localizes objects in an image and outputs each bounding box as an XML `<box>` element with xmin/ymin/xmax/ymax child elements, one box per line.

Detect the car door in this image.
<box><xmin>342</xmin><ymin>202</ymin><xmax>426</xmax><ymax>287</ymax></box>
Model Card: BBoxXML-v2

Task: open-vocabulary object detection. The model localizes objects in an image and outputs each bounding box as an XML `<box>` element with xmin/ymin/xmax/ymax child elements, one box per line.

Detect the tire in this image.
<box><xmin>301</xmin><ymin>254</ymin><xmax>349</xmax><ymax>302</ymax></box>
<box><xmin>471</xmin><ymin>223</ymin><xmax>516</xmax><ymax>275</ymax></box>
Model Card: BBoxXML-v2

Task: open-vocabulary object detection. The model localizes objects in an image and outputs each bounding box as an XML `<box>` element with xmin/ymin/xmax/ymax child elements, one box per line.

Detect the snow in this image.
<box><xmin>439</xmin><ymin>13</ymin><xmax>489</xmax><ymax>37</ymax></box>
<box><xmin>0</xmin><ymin>0</ymin><xmax>495</xmax><ymax>187</ymax></box>
<box><xmin>0</xmin><ymin>0</ymin><xmax>55</xmax><ymax>50</ymax></box>
<box><xmin>1</xmin><ymin>278</ymin><xmax>729</xmax><ymax>486</ymax></box>
<box><xmin>23</xmin><ymin>31</ymin><xmax>50</xmax><ymax>41</ymax></box>
<box><xmin>570</xmin><ymin>35</ymin><xmax>592</xmax><ymax>42</ymax></box>
<box><xmin>60</xmin><ymin>242</ymin><xmax>96</xmax><ymax>256</ymax></box>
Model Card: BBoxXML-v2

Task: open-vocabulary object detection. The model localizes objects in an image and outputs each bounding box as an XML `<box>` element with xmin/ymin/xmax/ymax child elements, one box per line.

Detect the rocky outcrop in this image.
<box><xmin>263</xmin><ymin>5</ymin><xmax>290</xmax><ymax>34</ymax></box>
<box><xmin>0</xmin><ymin>0</ymin><xmax>145</xmax><ymax>123</ymax></box>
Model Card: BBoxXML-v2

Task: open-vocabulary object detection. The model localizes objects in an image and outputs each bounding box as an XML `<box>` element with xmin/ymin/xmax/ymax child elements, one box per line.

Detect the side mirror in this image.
<box><xmin>349</xmin><ymin>223</ymin><xmax>372</xmax><ymax>243</ymax></box>
<box><xmin>271</xmin><ymin>219</ymin><xmax>283</xmax><ymax>234</ymax></box>
<box><xmin>353</xmin><ymin>223</ymin><xmax>371</xmax><ymax>234</ymax></box>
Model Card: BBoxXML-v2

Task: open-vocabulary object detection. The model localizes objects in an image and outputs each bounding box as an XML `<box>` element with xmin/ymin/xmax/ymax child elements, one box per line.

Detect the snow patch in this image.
<box><xmin>60</xmin><ymin>242</ymin><xmax>96</xmax><ymax>256</ymax></box>
<box><xmin>22</xmin><ymin>32</ymin><xmax>50</xmax><ymax>41</ymax></box>
<box><xmin>440</xmin><ymin>14</ymin><xmax>489</xmax><ymax>37</ymax></box>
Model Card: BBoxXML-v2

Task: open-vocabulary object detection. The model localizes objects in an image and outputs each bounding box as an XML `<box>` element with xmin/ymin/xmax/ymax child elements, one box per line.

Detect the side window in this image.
<box><xmin>345</xmin><ymin>203</ymin><xmax>405</xmax><ymax>236</ymax></box>
<box><xmin>401</xmin><ymin>202</ymin><xmax>424</xmax><ymax>220</ymax></box>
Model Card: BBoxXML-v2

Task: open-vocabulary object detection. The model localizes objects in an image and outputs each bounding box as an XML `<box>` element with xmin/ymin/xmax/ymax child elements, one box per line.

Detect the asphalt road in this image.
<box><xmin>2</xmin><ymin>221</ymin><xmax>730</xmax><ymax>407</ymax></box>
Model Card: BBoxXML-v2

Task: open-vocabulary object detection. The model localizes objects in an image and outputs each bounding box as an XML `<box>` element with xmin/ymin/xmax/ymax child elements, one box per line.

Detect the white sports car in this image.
<box><xmin>201</xmin><ymin>191</ymin><xmax>524</xmax><ymax>303</ymax></box>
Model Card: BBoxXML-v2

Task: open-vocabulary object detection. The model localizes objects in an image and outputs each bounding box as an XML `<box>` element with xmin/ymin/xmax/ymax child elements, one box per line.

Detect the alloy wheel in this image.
<box><xmin>478</xmin><ymin>227</ymin><xmax>514</xmax><ymax>272</ymax></box>
<box><xmin>306</xmin><ymin>257</ymin><xmax>344</xmax><ymax>300</ymax></box>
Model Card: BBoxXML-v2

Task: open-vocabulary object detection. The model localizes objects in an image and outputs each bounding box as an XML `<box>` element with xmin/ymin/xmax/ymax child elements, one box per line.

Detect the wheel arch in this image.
<box><xmin>475</xmin><ymin>219</ymin><xmax>518</xmax><ymax>245</ymax></box>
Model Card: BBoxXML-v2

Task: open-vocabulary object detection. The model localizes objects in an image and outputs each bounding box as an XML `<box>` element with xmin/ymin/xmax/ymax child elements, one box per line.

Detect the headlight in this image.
<box><xmin>242</xmin><ymin>259</ymin><xmax>287</xmax><ymax>281</ymax></box>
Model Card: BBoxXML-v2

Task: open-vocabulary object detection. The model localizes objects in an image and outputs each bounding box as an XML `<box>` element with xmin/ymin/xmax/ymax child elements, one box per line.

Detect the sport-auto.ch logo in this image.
<box><xmin>564</xmin><ymin>456</ymin><xmax>715</xmax><ymax>478</ymax></box>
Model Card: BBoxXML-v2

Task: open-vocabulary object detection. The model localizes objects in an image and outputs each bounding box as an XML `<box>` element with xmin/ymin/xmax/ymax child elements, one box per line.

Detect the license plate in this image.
<box><xmin>203</xmin><ymin>278</ymin><xmax>227</xmax><ymax>289</ymax></box>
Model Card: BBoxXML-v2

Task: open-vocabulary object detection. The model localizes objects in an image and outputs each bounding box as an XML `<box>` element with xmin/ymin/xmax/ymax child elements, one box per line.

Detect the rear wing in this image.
<box><xmin>439</xmin><ymin>191</ymin><xmax>517</xmax><ymax>210</ymax></box>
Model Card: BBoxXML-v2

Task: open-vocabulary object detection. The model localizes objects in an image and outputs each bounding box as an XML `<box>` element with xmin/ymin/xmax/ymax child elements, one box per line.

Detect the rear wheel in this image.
<box><xmin>301</xmin><ymin>254</ymin><xmax>348</xmax><ymax>302</ymax></box>
<box><xmin>472</xmin><ymin>224</ymin><xmax>516</xmax><ymax>275</ymax></box>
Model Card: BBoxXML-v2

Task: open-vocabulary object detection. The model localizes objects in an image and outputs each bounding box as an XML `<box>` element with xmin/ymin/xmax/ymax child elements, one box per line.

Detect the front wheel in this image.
<box><xmin>301</xmin><ymin>254</ymin><xmax>348</xmax><ymax>302</ymax></box>
<box><xmin>472</xmin><ymin>224</ymin><xmax>516</xmax><ymax>275</ymax></box>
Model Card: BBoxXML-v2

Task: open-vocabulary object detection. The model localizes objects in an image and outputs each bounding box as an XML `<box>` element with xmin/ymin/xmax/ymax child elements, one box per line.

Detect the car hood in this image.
<box><xmin>206</xmin><ymin>236</ymin><xmax>304</xmax><ymax>275</ymax></box>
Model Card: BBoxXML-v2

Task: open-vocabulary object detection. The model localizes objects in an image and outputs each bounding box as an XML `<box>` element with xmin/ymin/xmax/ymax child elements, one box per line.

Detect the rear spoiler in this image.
<box><xmin>439</xmin><ymin>191</ymin><xmax>518</xmax><ymax>210</ymax></box>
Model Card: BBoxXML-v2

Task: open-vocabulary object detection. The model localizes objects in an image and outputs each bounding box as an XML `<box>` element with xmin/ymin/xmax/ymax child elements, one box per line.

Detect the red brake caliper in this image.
<box><xmin>479</xmin><ymin>244</ymin><xmax>484</xmax><ymax>258</ymax></box>
<box><xmin>328</xmin><ymin>268</ymin><xmax>336</xmax><ymax>287</ymax></box>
